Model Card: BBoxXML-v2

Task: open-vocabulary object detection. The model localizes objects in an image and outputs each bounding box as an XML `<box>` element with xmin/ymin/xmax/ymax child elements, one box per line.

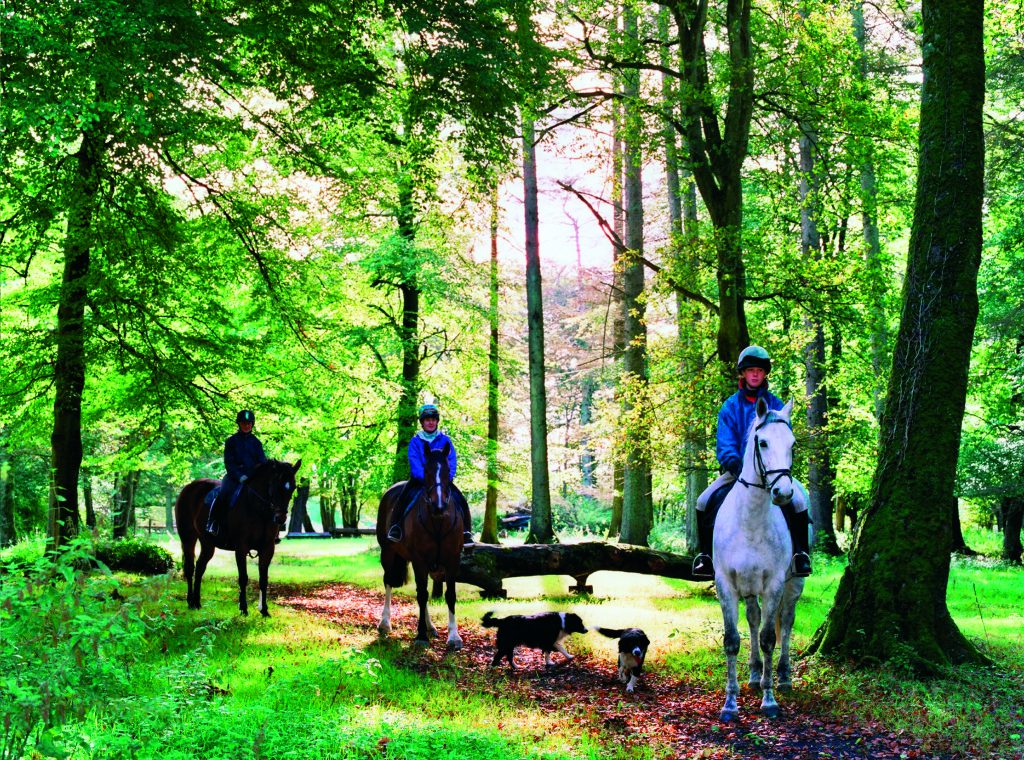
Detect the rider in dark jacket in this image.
<box><xmin>691</xmin><ymin>347</ymin><xmax>812</xmax><ymax>579</ymax></box>
<box><xmin>206</xmin><ymin>409</ymin><xmax>267</xmax><ymax>535</ymax></box>
<box><xmin>386</xmin><ymin>404</ymin><xmax>474</xmax><ymax>546</ymax></box>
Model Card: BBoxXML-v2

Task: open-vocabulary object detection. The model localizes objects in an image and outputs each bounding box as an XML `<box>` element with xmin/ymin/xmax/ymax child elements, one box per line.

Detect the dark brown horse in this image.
<box><xmin>175</xmin><ymin>458</ymin><xmax>301</xmax><ymax>617</ymax></box>
<box><xmin>376</xmin><ymin>441</ymin><xmax>465</xmax><ymax>648</ymax></box>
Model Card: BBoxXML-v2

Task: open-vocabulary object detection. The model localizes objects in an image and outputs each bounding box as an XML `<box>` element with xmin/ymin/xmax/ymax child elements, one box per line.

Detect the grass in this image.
<box><xmin>3</xmin><ymin>530</ymin><xmax>1023</xmax><ymax>759</ymax></box>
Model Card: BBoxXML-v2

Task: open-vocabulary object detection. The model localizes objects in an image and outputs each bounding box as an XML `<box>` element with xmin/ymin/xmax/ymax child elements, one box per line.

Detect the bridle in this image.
<box><xmin>737</xmin><ymin>416</ymin><xmax>794</xmax><ymax>495</ymax></box>
<box><xmin>241</xmin><ymin>471</ymin><xmax>293</xmax><ymax>526</ymax></box>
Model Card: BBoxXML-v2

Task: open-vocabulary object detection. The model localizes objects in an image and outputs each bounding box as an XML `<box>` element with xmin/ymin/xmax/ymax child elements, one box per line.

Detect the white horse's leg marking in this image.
<box><xmin>745</xmin><ymin>595</ymin><xmax>763</xmax><ymax>687</ymax></box>
<box><xmin>378</xmin><ymin>585</ymin><xmax>393</xmax><ymax>636</ymax></box>
<box><xmin>446</xmin><ymin>606</ymin><xmax>463</xmax><ymax>650</ymax></box>
<box><xmin>717</xmin><ymin>579</ymin><xmax>742</xmax><ymax>722</ymax></box>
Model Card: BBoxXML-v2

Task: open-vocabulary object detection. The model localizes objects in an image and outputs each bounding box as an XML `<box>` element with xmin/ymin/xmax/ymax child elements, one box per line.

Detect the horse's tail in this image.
<box><xmin>481</xmin><ymin>611</ymin><xmax>500</xmax><ymax>628</ymax></box>
<box><xmin>596</xmin><ymin>627</ymin><xmax>627</xmax><ymax>639</ymax></box>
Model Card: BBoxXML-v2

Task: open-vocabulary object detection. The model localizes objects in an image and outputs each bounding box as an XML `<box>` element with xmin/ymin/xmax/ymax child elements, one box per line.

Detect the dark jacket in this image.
<box><xmin>716</xmin><ymin>384</ymin><xmax>784</xmax><ymax>475</ymax></box>
<box><xmin>223</xmin><ymin>430</ymin><xmax>267</xmax><ymax>492</ymax></box>
<box><xmin>407</xmin><ymin>431</ymin><xmax>457</xmax><ymax>483</ymax></box>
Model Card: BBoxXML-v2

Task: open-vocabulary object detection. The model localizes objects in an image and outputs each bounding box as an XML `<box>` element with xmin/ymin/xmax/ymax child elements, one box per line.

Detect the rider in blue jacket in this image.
<box><xmin>386</xmin><ymin>404</ymin><xmax>474</xmax><ymax>546</ymax></box>
<box><xmin>691</xmin><ymin>347</ymin><xmax>812</xmax><ymax>579</ymax></box>
<box><xmin>206</xmin><ymin>409</ymin><xmax>267</xmax><ymax>535</ymax></box>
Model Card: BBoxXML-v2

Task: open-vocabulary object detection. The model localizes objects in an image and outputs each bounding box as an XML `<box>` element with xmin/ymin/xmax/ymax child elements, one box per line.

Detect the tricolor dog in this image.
<box><xmin>481</xmin><ymin>611</ymin><xmax>588</xmax><ymax>669</ymax></box>
<box><xmin>597</xmin><ymin>627</ymin><xmax>651</xmax><ymax>692</ymax></box>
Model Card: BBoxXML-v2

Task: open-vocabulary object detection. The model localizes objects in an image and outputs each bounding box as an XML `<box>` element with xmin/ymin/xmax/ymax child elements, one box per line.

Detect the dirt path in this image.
<box><xmin>277</xmin><ymin>582</ymin><xmax>951</xmax><ymax>760</ymax></box>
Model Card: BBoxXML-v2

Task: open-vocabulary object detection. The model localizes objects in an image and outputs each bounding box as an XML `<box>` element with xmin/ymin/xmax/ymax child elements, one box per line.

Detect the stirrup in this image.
<box><xmin>691</xmin><ymin>553</ymin><xmax>714</xmax><ymax>579</ymax></box>
<box><xmin>462</xmin><ymin>531</ymin><xmax>475</xmax><ymax>545</ymax></box>
<box><xmin>386</xmin><ymin>525</ymin><xmax>402</xmax><ymax>543</ymax></box>
<box><xmin>205</xmin><ymin>521</ymin><xmax>219</xmax><ymax>536</ymax></box>
<box><xmin>791</xmin><ymin>552</ymin><xmax>812</xmax><ymax>577</ymax></box>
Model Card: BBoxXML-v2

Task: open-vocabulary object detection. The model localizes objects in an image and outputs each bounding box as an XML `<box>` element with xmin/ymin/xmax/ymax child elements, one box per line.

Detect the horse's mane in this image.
<box><xmin>250</xmin><ymin>459</ymin><xmax>289</xmax><ymax>478</ymax></box>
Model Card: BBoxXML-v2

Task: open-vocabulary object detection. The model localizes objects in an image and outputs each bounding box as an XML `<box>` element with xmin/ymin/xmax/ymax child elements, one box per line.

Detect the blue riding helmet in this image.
<box><xmin>737</xmin><ymin>346</ymin><xmax>771</xmax><ymax>375</ymax></box>
<box><xmin>236</xmin><ymin>409</ymin><xmax>255</xmax><ymax>425</ymax></box>
<box><xmin>418</xmin><ymin>404</ymin><xmax>440</xmax><ymax>421</ymax></box>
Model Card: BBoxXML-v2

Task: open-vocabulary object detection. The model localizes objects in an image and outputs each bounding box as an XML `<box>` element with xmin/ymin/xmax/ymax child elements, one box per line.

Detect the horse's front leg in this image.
<box><xmin>444</xmin><ymin>573</ymin><xmax>462</xmax><ymax>651</ymax></box>
<box><xmin>257</xmin><ymin>548</ymin><xmax>274</xmax><ymax>617</ymax></box>
<box><xmin>191</xmin><ymin>541</ymin><xmax>216</xmax><ymax>610</ymax></box>
<box><xmin>413</xmin><ymin>566</ymin><xmax>433</xmax><ymax>646</ymax></box>
<box><xmin>758</xmin><ymin>590</ymin><xmax>785</xmax><ymax>718</ymax></box>
<box><xmin>716</xmin><ymin>582</ymin><xmax>742</xmax><ymax>722</ymax></box>
<box><xmin>378</xmin><ymin>585</ymin><xmax>393</xmax><ymax>636</ymax></box>
<box><xmin>744</xmin><ymin>595</ymin><xmax>763</xmax><ymax>688</ymax></box>
<box><xmin>235</xmin><ymin>551</ymin><xmax>250</xmax><ymax>616</ymax></box>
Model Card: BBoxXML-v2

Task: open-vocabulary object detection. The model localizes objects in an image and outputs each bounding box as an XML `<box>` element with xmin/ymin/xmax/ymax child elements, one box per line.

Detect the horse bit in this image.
<box><xmin>737</xmin><ymin>416</ymin><xmax>793</xmax><ymax>494</ymax></box>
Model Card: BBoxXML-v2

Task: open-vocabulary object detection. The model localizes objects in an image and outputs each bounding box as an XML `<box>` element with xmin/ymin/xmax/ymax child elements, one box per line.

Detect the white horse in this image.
<box><xmin>712</xmin><ymin>397</ymin><xmax>806</xmax><ymax>721</ymax></box>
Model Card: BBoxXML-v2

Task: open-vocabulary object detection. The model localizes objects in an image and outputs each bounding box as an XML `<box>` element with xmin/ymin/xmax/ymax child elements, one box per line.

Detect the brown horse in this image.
<box><xmin>376</xmin><ymin>441</ymin><xmax>465</xmax><ymax>649</ymax></box>
<box><xmin>175</xmin><ymin>458</ymin><xmax>301</xmax><ymax>617</ymax></box>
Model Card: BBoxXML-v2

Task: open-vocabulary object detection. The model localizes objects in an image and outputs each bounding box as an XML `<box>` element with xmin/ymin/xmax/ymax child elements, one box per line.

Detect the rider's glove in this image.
<box><xmin>240</xmin><ymin>475</ymin><xmax>248</xmax><ymax>483</ymax></box>
<box><xmin>722</xmin><ymin>458</ymin><xmax>741</xmax><ymax>478</ymax></box>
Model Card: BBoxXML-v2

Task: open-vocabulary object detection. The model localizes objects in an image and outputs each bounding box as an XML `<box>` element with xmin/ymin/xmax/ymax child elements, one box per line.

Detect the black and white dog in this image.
<box><xmin>482</xmin><ymin>611</ymin><xmax>588</xmax><ymax>669</ymax></box>
<box><xmin>597</xmin><ymin>627</ymin><xmax>651</xmax><ymax>692</ymax></box>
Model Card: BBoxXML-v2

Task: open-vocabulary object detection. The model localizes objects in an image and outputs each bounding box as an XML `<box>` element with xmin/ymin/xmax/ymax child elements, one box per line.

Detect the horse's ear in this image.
<box><xmin>292</xmin><ymin>459</ymin><xmax>302</xmax><ymax>473</ymax></box>
<box><xmin>780</xmin><ymin>400</ymin><xmax>793</xmax><ymax>419</ymax></box>
<box><xmin>422</xmin><ymin>440</ymin><xmax>432</xmax><ymax>458</ymax></box>
<box><xmin>442</xmin><ymin>442</ymin><xmax>451</xmax><ymax>457</ymax></box>
<box><xmin>756</xmin><ymin>397</ymin><xmax>769</xmax><ymax>419</ymax></box>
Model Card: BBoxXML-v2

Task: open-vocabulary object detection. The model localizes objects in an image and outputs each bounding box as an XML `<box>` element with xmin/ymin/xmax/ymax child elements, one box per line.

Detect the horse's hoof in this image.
<box><xmin>447</xmin><ymin>640</ymin><xmax>463</xmax><ymax>652</ymax></box>
<box><xmin>260</xmin><ymin>610</ymin><xmax>270</xmax><ymax>618</ymax></box>
<box><xmin>747</xmin><ymin>679</ymin><xmax>762</xmax><ymax>691</ymax></box>
<box><xmin>719</xmin><ymin>709</ymin><xmax>738</xmax><ymax>723</ymax></box>
<box><xmin>777</xmin><ymin>682</ymin><xmax>792</xmax><ymax>692</ymax></box>
<box><xmin>762</xmin><ymin>705</ymin><xmax>780</xmax><ymax>719</ymax></box>
<box><xmin>377</xmin><ymin>626</ymin><xmax>391</xmax><ymax>637</ymax></box>
<box><xmin>414</xmin><ymin>638</ymin><xmax>430</xmax><ymax>648</ymax></box>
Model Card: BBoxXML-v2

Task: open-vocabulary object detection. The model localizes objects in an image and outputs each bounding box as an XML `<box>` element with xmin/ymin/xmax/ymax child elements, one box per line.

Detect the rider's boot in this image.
<box><xmin>782</xmin><ymin>502</ymin><xmax>812</xmax><ymax>577</ymax></box>
<box><xmin>460</xmin><ymin>502</ymin><xmax>475</xmax><ymax>546</ymax></box>
<box><xmin>205</xmin><ymin>500</ymin><xmax>220</xmax><ymax>536</ymax></box>
<box><xmin>386</xmin><ymin>507</ymin><xmax>403</xmax><ymax>543</ymax></box>
<box><xmin>691</xmin><ymin>509</ymin><xmax>715</xmax><ymax>579</ymax></box>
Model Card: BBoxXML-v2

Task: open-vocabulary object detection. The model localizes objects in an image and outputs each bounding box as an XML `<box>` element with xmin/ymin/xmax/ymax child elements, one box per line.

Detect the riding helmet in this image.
<box><xmin>418</xmin><ymin>403</ymin><xmax>440</xmax><ymax>421</ymax></box>
<box><xmin>236</xmin><ymin>409</ymin><xmax>256</xmax><ymax>425</ymax></box>
<box><xmin>736</xmin><ymin>346</ymin><xmax>771</xmax><ymax>375</ymax></box>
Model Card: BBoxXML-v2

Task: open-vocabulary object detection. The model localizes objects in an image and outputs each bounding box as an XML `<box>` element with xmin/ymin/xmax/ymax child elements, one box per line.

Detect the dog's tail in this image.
<box><xmin>596</xmin><ymin>627</ymin><xmax>627</xmax><ymax>639</ymax></box>
<box><xmin>481</xmin><ymin>611</ymin><xmax>500</xmax><ymax>628</ymax></box>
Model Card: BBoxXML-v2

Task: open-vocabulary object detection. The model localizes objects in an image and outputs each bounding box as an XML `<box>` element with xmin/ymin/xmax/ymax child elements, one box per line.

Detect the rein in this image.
<box><xmin>737</xmin><ymin>417</ymin><xmax>793</xmax><ymax>494</ymax></box>
<box><xmin>240</xmin><ymin>477</ymin><xmax>291</xmax><ymax>524</ymax></box>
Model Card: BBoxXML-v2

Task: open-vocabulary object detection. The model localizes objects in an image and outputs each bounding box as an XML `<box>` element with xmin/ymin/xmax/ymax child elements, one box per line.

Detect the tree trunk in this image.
<box><xmin>340</xmin><ymin>475</ymin><xmax>360</xmax><ymax>529</ymax></box>
<box><xmin>608</xmin><ymin>66</ymin><xmax>625</xmax><ymax>541</ymax></box>
<box><xmin>482</xmin><ymin>191</ymin><xmax>501</xmax><ymax>545</ymax></box>
<box><xmin>579</xmin><ymin>375</ymin><xmax>596</xmax><ymax>489</ymax></box>
<box><xmin>619</xmin><ymin>2</ymin><xmax>651</xmax><ymax>546</ymax></box>
<box><xmin>319</xmin><ymin>479</ymin><xmax>337</xmax><ymax>533</ymax></box>
<box><xmin>48</xmin><ymin>123</ymin><xmax>105</xmax><ymax>551</ymax></box>
<box><xmin>112</xmin><ymin>470</ymin><xmax>140</xmax><ymax>539</ymax></box>
<box><xmin>288</xmin><ymin>477</ymin><xmax>312</xmax><ymax>533</ymax></box>
<box><xmin>949</xmin><ymin>496</ymin><xmax>976</xmax><ymax>556</ymax></box>
<box><xmin>809</xmin><ymin>0</ymin><xmax>987</xmax><ymax>672</ymax></box>
<box><xmin>164</xmin><ymin>481</ymin><xmax>175</xmax><ymax>536</ymax></box>
<box><xmin>391</xmin><ymin>172</ymin><xmax>421</xmax><ymax>484</ymax></box>
<box><xmin>83</xmin><ymin>467</ymin><xmax>96</xmax><ymax>529</ymax></box>
<box><xmin>0</xmin><ymin>454</ymin><xmax>14</xmax><ymax>548</ymax></box>
<box><xmin>522</xmin><ymin>116</ymin><xmax>554</xmax><ymax>544</ymax></box>
<box><xmin>1001</xmin><ymin>497</ymin><xmax>1023</xmax><ymax>564</ymax></box>
<box><xmin>853</xmin><ymin>0</ymin><xmax>889</xmax><ymax>422</ymax></box>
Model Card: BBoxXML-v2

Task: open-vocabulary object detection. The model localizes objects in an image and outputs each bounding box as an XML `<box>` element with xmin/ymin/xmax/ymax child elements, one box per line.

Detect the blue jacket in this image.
<box><xmin>716</xmin><ymin>384</ymin><xmax>784</xmax><ymax>476</ymax></box>
<box><xmin>408</xmin><ymin>431</ymin><xmax>457</xmax><ymax>482</ymax></box>
<box><xmin>224</xmin><ymin>430</ymin><xmax>267</xmax><ymax>487</ymax></box>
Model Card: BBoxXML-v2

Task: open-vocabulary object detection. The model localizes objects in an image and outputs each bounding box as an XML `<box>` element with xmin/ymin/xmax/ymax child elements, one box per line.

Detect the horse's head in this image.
<box><xmin>420</xmin><ymin>441</ymin><xmax>452</xmax><ymax>516</ymax></box>
<box><xmin>746</xmin><ymin>398</ymin><xmax>795</xmax><ymax>505</ymax></box>
<box><xmin>249</xmin><ymin>458</ymin><xmax>302</xmax><ymax>528</ymax></box>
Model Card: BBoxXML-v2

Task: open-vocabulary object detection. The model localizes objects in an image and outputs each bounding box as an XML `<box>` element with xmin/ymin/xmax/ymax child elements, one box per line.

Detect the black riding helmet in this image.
<box><xmin>236</xmin><ymin>409</ymin><xmax>255</xmax><ymax>426</ymax></box>
<box><xmin>418</xmin><ymin>403</ymin><xmax>440</xmax><ymax>421</ymax></box>
<box><xmin>736</xmin><ymin>346</ymin><xmax>771</xmax><ymax>375</ymax></box>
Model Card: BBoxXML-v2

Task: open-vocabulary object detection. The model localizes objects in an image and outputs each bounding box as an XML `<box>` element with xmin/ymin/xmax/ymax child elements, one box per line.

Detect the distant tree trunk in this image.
<box><xmin>949</xmin><ymin>496</ymin><xmax>976</xmax><ymax>556</ymax></box>
<box><xmin>392</xmin><ymin>172</ymin><xmax>421</xmax><ymax>484</ymax></box>
<box><xmin>809</xmin><ymin>0</ymin><xmax>987</xmax><ymax>672</ymax></box>
<box><xmin>483</xmin><ymin>191</ymin><xmax>501</xmax><ymax>545</ymax></box>
<box><xmin>288</xmin><ymin>477</ymin><xmax>312</xmax><ymax>533</ymax></box>
<box><xmin>619</xmin><ymin>2</ymin><xmax>651</xmax><ymax>546</ymax></box>
<box><xmin>319</xmin><ymin>478</ymin><xmax>337</xmax><ymax>533</ymax></box>
<box><xmin>164</xmin><ymin>481</ymin><xmax>175</xmax><ymax>535</ymax></box>
<box><xmin>608</xmin><ymin>67</ymin><xmax>625</xmax><ymax>540</ymax></box>
<box><xmin>83</xmin><ymin>467</ymin><xmax>96</xmax><ymax>529</ymax></box>
<box><xmin>112</xmin><ymin>470</ymin><xmax>140</xmax><ymax>539</ymax></box>
<box><xmin>0</xmin><ymin>455</ymin><xmax>14</xmax><ymax>548</ymax></box>
<box><xmin>579</xmin><ymin>375</ymin><xmax>596</xmax><ymax>488</ymax></box>
<box><xmin>1001</xmin><ymin>496</ymin><xmax>1023</xmax><ymax>564</ymax></box>
<box><xmin>340</xmin><ymin>474</ymin><xmax>360</xmax><ymax>529</ymax></box>
<box><xmin>853</xmin><ymin>0</ymin><xmax>889</xmax><ymax>422</ymax></box>
<box><xmin>661</xmin><ymin>8</ymin><xmax>705</xmax><ymax>552</ymax></box>
<box><xmin>796</xmin><ymin>1</ymin><xmax>839</xmax><ymax>557</ymax></box>
<box><xmin>522</xmin><ymin>115</ymin><xmax>554</xmax><ymax>544</ymax></box>
<box><xmin>49</xmin><ymin>120</ymin><xmax>105</xmax><ymax>551</ymax></box>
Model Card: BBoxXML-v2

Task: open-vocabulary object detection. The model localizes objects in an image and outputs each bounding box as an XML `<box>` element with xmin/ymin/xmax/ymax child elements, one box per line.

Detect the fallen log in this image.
<box><xmin>457</xmin><ymin>541</ymin><xmax>700</xmax><ymax>598</ymax></box>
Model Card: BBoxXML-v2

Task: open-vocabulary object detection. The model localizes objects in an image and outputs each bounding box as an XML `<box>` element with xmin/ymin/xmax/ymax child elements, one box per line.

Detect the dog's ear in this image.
<box><xmin>597</xmin><ymin>627</ymin><xmax>626</xmax><ymax>639</ymax></box>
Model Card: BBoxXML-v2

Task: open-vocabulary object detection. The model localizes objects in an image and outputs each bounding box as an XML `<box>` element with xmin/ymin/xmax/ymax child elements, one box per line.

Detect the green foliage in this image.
<box><xmin>0</xmin><ymin>538</ymin><xmax>175</xmax><ymax>760</ymax></box>
<box><xmin>91</xmin><ymin>536</ymin><xmax>175</xmax><ymax>575</ymax></box>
